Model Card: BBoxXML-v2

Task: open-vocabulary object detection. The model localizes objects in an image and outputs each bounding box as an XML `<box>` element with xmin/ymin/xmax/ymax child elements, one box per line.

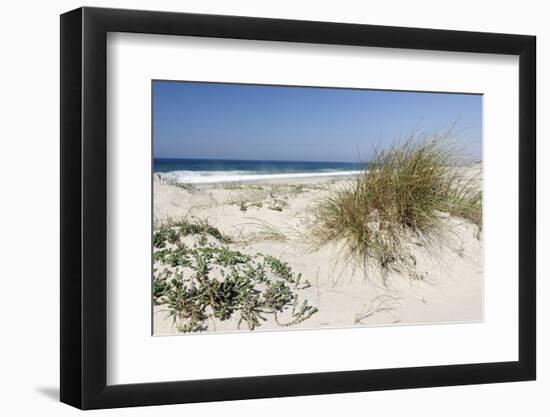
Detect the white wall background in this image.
<box><xmin>0</xmin><ymin>0</ymin><xmax>545</xmax><ymax>415</ymax></box>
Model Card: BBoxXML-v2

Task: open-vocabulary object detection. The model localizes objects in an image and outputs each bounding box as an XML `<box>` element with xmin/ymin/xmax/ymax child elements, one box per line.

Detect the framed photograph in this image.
<box><xmin>60</xmin><ymin>6</ymin><xmax>536</xmax><ymax>409</ymax></box>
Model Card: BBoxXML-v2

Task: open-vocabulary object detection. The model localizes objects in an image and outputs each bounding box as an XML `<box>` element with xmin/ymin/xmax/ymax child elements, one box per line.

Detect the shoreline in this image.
<box><xmin>154</xmin><ymin>170</ymin><xmax>362</xmax><ymax>186</ymax></box>
<box><xmin>154</xmin><ymin>161</ymin><xmax>482</xmax><ymax>187</ymax></box>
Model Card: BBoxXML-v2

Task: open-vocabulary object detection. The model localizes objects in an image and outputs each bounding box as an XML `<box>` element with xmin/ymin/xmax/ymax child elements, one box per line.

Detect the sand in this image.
<box><xmin>153</xmin><ymin>168</ymin><xmax>483</xmax><ymax>335</ymax></box>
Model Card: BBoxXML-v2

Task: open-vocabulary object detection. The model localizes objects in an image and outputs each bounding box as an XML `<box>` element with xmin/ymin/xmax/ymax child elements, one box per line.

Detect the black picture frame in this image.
<box><xmin>60</xmin><ymin>6</ymin><xmax>536</xmax><ymax>410</ymax></box>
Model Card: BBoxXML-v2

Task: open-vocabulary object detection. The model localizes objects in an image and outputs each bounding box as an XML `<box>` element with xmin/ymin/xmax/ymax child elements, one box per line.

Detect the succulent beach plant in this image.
<box><xmin>153</xmin><ymin>219</ymin><xmax>317</xmax><ymax>332</ymax></box>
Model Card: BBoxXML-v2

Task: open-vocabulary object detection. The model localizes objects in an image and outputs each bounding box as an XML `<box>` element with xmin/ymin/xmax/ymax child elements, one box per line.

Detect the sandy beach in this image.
<box><xmin>153</xmin><ymin>166</ymin><xmax>483</xmax><ymax>335</ymax></box>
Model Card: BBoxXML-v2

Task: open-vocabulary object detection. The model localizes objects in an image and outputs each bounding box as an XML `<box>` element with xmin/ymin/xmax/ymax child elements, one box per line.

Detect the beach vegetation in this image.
<box><xmin>239</xmin><ymin>219</ymin><xmax>291</xmax><ymax>242</ymax></box>
<box><xmin>308</xmin><ymin>130</ymin><xmax>482</xmax><ymax>274</ymax></box>
<box><xmin>222</xmin><ymin>182</ymin><xmax>264</xmax><ymax>191</ymax></box>
<box><xmin>173</xmin><ymin>182</ymin><xmax>196</xmax><ymax>192</ymax></box>
<box><xmin>153</xmin><ymin>219</ymin><xmax>317</xmax><ymax>332</ymax></box>
<box><xmin>155</xmin><ymin>175</ymin><xmax>197</xmax><ymax>192</ymax></box>
<box><xmin>153</xmin><ymin>218</ymin><xmax>233</xmax><ymax>249</ymax></box>
<box><xmin>268</xmin><ymin>198</ymin><xmax>288</xmax><ymax>212</ymax></box>
<box><xmin>222</xmin><ymin>182</ymin><xmax>245</xmax><ymax>190</ymax></box>
<box><xmin>234</xmin><ymin>200</ymin><xmax>263</xmax><ymax>212</ymax></box>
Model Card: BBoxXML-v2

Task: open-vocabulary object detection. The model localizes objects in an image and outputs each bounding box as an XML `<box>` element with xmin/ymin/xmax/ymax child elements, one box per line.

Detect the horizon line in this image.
<box><xmin>153</xmin><ymin>156</ymin><xmax>362</xmax><ymax>164</ymax></box>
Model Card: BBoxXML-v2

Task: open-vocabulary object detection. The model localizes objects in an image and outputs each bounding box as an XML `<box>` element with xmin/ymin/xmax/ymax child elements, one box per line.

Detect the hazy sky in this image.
<box><xmin>153</xmin><ymin>81</ymin><xmax>482</xmax><ymax>162</ymax></box>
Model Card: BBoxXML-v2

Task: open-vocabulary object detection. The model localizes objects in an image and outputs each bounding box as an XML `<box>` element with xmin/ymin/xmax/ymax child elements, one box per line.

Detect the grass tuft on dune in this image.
<box><xmin>308</xmin><ymin>130</ymin><xmax>482</xmax><ymax>273</ymax></box>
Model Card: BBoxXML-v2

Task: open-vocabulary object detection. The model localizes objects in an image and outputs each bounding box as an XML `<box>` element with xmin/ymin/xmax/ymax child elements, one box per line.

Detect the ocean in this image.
<box><xmin>153</xmin><ymin>158</ymin><xmax>363</xmax><ymax>184</ymax></box>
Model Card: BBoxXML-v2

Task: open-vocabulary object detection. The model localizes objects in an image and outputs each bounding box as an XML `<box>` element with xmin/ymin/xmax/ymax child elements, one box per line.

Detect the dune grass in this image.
<box><xmin>153</xmin><ymin>218</ymin><xmax>233</xmax><ymax>248</ymax></box>
<box><xmin>308</xmin><ymin>130</ymin><xmax>482</xmax><ymax>273</ymax></box>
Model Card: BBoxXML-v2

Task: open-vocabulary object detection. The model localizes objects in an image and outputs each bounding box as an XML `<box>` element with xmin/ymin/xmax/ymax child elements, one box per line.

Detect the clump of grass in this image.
<box><xmin>153</xmin><ymin>218</ymin><xmax>232</xmax><ymax>248</ymax></box>
<box><xmin>289</xmin><ymin>184</ymin><xmax>305</xmax><ymax>194</ymax></box>
<box><xmin>241</xmin><ymin>219</ymin><xmax>290</xmax><ymax>242</ymax></box>
<box><xmin>308</xmin><ymin>130</ymin><xmax>482</xmax><ymax>273</ymax></box>
<box><xmin>268</xmin><ymin>198</ymin><xmax>288</xmax><ymax>212</ymax></box>
<box><xmin>222</xmin><ymin>182</ymin><xmax>244</xmax><ymax>190</ymax></box>
<box><xmin>234</xmin><ymin>200</ymin><xmax>263</xmax><ymax>212</ymax></box>
<box><xmin>222</xmin><ymin>182</ymin><xmax>264</xmax><ymax>191</ymax></box>
<box><xmin>172</xmin><ymin>182</ymin><xmax>196</xmax><ymax>192</ymax></box>
<box><xmin>444</xmin><ymin>184</ymin><xmax>482</xmax><ymax>229</ymax></box>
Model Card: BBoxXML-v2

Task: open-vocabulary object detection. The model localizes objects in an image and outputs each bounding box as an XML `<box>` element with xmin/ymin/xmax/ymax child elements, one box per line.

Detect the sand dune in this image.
<box><xmin>153</xmin><ymin>168</ymin><xmax>483</xmax><ymax>335</ymax></box>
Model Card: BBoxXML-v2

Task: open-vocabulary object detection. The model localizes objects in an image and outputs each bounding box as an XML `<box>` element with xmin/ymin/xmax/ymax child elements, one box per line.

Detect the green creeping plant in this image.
<box><xmin>153</xmin><ymin>220</ymin><xmax>317</xmax><ymax>332</ymax></box>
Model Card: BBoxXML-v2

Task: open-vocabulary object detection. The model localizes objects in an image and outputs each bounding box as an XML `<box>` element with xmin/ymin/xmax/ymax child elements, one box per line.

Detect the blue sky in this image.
<box><xmin>153</xmin><ymin>81</ymin><xmax>482</xmax><ymax>162</ymax></box>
